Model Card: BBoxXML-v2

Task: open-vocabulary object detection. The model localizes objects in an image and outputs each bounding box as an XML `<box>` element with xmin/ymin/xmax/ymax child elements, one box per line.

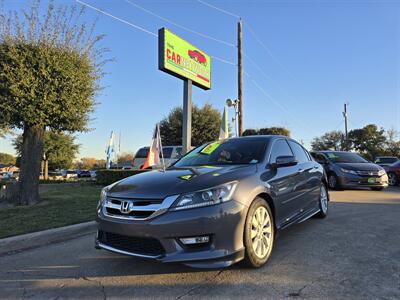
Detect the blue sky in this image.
<box><xmin>1</xmin><ymin>0</ymin><xmax>399</xmax><ymax>159</ymax></box>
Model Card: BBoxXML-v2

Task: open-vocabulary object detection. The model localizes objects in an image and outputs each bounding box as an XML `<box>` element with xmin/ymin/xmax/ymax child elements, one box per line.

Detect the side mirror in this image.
<box><xmin>273</xmin><ymin>155</ymin><xmax>298</xmax><ymax>168</ymax></box>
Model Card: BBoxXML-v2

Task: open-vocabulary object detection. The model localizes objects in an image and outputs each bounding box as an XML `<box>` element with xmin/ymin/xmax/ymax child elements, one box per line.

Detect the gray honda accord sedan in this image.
<box><xmin>95</xmin><ymin>136</ymin><xmax>329</xmax><ymax>268</ymax></box>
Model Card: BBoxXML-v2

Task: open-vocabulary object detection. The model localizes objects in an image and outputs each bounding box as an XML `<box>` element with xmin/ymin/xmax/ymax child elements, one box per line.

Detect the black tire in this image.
<box><xmin>243</xmin><ymin>198</ymin><xmax>275</xmax><ymax>268</ymax></box>
<box><xmin>328</xmin><ymin>173</ymin><xmax>341</xmax><ymax>190</ymax></box>
<box><xmin>388</xmin><ymin>172</ymin><xmax>398</xmax><ymax>186</ymax></box>
<box><xmin>315</xmin><ymin>184</ymin><xmax>329</xmax><ymax>218</ymax></box>
<box><xmin>371</xmin><ymin>187</ymin><xmax>384</xmax><ymax>191</ymax></box>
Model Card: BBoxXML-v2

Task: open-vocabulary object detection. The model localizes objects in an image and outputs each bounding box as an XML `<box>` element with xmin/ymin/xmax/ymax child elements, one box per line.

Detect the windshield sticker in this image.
<box><xmin>200</xmin><ymin>142</ymin><xmax>221</xmax><ymax>155</ymax></box>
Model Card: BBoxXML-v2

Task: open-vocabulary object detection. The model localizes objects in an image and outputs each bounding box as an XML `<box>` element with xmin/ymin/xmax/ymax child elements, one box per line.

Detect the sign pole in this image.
<box><xmin>183</xmin><ymin>79</ymin><xmax>192</xmax><ymax>154</ymax></box>
<box><xmin>237</xmin><ymin>19</ymin><xmax>243</xmax><ymax>136</ymax></box>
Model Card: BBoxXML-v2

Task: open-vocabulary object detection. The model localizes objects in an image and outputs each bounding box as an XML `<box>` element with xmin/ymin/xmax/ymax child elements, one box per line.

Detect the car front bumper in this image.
<box><xmin>95</xmin><ymin>200</ymin><xmax>248</xmax><ymax>268</ymax></box>
<box><xmin>337</xmin><ymin>173</ymin><xmax>389</xmax><ymax>188</ymax></box>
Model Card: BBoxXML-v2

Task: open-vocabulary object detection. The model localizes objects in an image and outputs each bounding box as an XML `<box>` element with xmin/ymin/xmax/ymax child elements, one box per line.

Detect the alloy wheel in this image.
<box><xmin>251</xmin><ymin>206</ymin><xmax>272</xmax><ymax>259</ymax></box>
<box><xmin>320</xmin><ymin>185</ymin><xmax>328</xmax><ymax>214</ymax></box>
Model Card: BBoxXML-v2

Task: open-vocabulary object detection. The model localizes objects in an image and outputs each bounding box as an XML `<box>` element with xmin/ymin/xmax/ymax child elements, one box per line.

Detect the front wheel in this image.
<box><xmin>243</xmin><ymin>198</ymin><xmax>275</xmax><ymax>268</ymax></box>
<box><xmin>315</xmin><ymin>184</ymin><xmax>329</xmax><ymax>218</ymax></box>
<box><xmin>388</xmin><ymin>172</ymin><xmax>398</xmax><ymax>186</ymax></box>
<box><xmin>328</xmin><ymin>173</ymin><xmax>341</xmax><ymax>190</ymax></box>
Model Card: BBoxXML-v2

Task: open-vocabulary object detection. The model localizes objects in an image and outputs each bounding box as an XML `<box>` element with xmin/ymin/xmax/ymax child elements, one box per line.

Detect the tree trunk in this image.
<box><xmin>44</xmin><ymin>159</ymin><xmax>49</xmax><ymax>180</ymax></box>
<box><xmin>18</xmin><ymin>125</ymin><xmax>45</xmax><ymax>205</ymax></box>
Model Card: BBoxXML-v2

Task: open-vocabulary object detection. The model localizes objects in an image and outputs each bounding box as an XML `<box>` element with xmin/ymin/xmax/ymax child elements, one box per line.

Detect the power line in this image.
<box><xmin>243</xmin><ymin>20</ymin><xmax>295</xmax><ymax>80</ymax></box>
<box><xmin>125</xmin><ymin>0</ymin><xmax>235</xmax><ymax>47</ymax></box>
<box><xmin>76</xmin><ymin>0</ymin><xmax>157</xmax><ymax>37</ymax></box>
<box><xmin>212</xmin><ymin>55</ymin><xmax>236</xmax><ymax>66</ymax></box>
<box><xmin>244</xmin><ymin>71</ymin><xmax>316</xmax><ymax>133</ymax></box>
<box><xmin>75</xmin><ymin>0</ymin><xmax>236</xmax><ymax>66</ymax></box>
<box><xmin>196</xmin><ymin>0</ymin><xmax>240</xmax><ymax>19</ymax></box>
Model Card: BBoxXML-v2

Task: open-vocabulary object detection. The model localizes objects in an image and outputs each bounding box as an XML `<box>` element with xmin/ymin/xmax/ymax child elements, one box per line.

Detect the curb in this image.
<box><xmin>0</xmin><ymin>221</ymin><xmax>97</xmax><ymax>256</ymax></box>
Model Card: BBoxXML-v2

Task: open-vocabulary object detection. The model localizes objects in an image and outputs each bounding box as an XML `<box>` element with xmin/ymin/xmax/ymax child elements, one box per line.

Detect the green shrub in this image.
<box><xmin>96</xmin><ymin>169</ymin><xmax>149</xmax><ymax>186</ymax></box>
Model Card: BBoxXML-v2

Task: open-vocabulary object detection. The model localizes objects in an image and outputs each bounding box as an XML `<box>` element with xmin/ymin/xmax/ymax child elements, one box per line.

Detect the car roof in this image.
<box><xmin>228</xmin><ymin>135</ymin><xmax>286</xmax><ymax>142</ymax></box>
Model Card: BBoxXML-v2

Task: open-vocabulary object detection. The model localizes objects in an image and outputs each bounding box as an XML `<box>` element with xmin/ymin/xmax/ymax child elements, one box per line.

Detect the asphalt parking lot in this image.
<box><xmin>1</xmin><ymin>187</ymin><xmax>399</xmax><ymax>300</ymax></box>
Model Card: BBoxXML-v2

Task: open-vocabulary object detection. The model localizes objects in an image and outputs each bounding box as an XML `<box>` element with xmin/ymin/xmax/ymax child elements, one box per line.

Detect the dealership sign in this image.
<box><xmin>158</xmin><ymin>28</ymin><xmax>211</xmax><ymax>90</ymax></box>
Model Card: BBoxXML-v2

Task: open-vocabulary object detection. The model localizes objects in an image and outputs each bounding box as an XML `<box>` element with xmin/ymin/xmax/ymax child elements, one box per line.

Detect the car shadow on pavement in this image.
<box><xmin>1</xmin><ymin>199</ymin><xmax>399</xmax><ymax>300</ymax></box>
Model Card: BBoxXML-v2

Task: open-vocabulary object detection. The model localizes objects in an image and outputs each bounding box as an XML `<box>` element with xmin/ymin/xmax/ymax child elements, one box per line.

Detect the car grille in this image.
<box><xmin>98</xmin><ymin>231</ymin><xmax>165</xmax><ymax>257</ymax></box>
<box><xmin>356</xmin><ymin>170</ymin><xmax>380</xmax><ymax>177</ymax></box>
<box><xmin>104</xmin><ymin>197</ymin><xmax>163</xmax><ymax>220</ymax></box>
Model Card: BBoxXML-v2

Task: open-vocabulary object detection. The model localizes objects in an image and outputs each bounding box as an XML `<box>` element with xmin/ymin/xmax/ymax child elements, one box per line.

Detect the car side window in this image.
<box><xmin>288</xmin><ymin>141</ymin><xmax>309</xmax><ymax>163</ymax></box>
<box><xmin>270</xmin><ymin>139</ymin><xmax>293</xmax><ymax>163</ymax></box>
<box><xmin>314</xmin><ymin>153</ymin><xmax>327</xmax><ymax>164</ymax></box>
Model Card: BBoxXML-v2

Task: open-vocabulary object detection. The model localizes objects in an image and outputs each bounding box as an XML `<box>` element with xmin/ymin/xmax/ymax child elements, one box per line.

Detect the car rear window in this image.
<box><xmin>135</xmin><ymin>148</ymin><xmax>149</xmax><ymax>158</ymax></box>
<box><xmin>162</xmin><ymin>147</ymin><xmax>173</xmax><ymax>159</ymax></box>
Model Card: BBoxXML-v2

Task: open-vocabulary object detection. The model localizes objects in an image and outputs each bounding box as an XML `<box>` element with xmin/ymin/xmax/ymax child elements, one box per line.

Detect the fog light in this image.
<box><xmin>179</xmin><ymin>236</ymin><xmax>210</xmax><ymax>245</ymax></box>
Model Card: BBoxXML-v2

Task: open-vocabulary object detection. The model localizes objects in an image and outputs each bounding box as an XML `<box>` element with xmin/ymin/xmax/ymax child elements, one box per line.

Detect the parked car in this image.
<box><xmin>374</xmin><ymin>156</ymin><xmax>399</xmax><ymax>167</ymax></box>
<box><xmin>132</xmin><ymin>146</ymin><xmax>183</xmax><ymax>170</ymax></box>
<box><xmin>383</xmin><ymin>161</ymin><xmax>400</xmax><ymax>186</ymax></box>
<box><xmin>64</xmin><ymin>170</ymin><xmax>78</xmax><ymax>179</ymax></box>
<box><xmin>78</xmin><ymin>170</ymin><xmax>92</xmax><ymax>178</ymax></box>
<box><xmin>310</xmin><ymin>151</ymin><xmax>388</xmax><ymax>190</ymax></box>
<box><xmin>48</xmin><ymin>171</ymin><xmax>64</xmax><ymax>180</ymax></box>
<box><xmin>96</xmin><ymin>136</ymin><xmax>329</xmax><ymax>268</ymax></box>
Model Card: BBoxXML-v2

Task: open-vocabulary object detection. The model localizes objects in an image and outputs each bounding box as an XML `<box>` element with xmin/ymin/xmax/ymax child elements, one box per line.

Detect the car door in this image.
<box><xmin>288</xmin><ymin>141</ymin><xmax>320</xmax><ymax>212</ymax></box>
<box><xmin>266</xmin><ymin>138</ymin><xmax>304</xmax><ymax>226</ymax></box>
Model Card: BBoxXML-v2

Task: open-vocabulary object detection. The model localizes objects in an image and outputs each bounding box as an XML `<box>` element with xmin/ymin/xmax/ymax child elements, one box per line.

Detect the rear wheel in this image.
<box><xmin>316</xmin><ymin>184</ymin><xmax>329</xmax><ymax>218</ymax></box>
<box><xmin>388</xmin><ymin>172</ymin><xmax>398</xmax><ymax>186</ymax></box>
<box><xmin>243</xmin><ymin>198</ymin><xmax>274</xmax><ymax>268</ymax></box>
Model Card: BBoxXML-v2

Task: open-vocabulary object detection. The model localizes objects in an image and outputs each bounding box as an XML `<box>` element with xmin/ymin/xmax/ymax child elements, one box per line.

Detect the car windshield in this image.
<box><xmin>173</xmin><ymin>139</ymin><xmax>267</xmax><ymax>167</ymax></box>
<box><xmin>325</xmin><ymin>152</ymin><xmax>368</xmax><ymax>163</ymax></box>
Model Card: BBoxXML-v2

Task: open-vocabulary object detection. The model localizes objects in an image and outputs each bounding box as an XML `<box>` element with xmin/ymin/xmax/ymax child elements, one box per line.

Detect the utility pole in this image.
<box><xmin>237</xmin><ymin>18</ymin><xmax>243</xmax><ymax>136</ymax></box>
<box><xmin>343</xmin><ymin>103</ymin><xmax>349</xmax><ymax>150</ymax></box>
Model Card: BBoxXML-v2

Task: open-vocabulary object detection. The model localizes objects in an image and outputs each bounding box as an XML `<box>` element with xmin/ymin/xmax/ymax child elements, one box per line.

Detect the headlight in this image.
<box><xmin>340</xmin><ymin>168</ymin><xmax>357</xmax><ymax>175</ymax></box>
<box><xmin>97</xmin><ymin>186</ymin><xmax>109</xmax><ymax>209</ymax></box>
<box><xmin>378</xmin><ymin>169</ymin><xmax>386</xmax><ymax>176</ymax></box>
<box><xmin>170</xmin><ymin>182</ymin><xmax>238</xmax><ymax>211</ymax></box>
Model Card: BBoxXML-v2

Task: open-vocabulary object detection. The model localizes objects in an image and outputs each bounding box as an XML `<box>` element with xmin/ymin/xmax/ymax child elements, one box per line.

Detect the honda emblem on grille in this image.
<box><xmin>120</xmin><ymin>201</ymin><xmax>131</xmax><ymax>214</ymax></box>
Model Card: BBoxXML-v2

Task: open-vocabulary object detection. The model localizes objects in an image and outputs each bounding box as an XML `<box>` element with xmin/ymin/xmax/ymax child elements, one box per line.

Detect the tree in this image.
<box><xmin>311</xmin><ymin>131</ymin><xmax>344</xmax><ymax>151</ymax></box>
<box><xmin>349</xmin><ymin>124</ymin><xmax>386</xmax><ymax>160</ymax></box>
<box><xmin>14</xmin><ymin>131</ymin><xmax>80</xmax><ymax>171</ymax></box>
<box><xmin>242</xmin><ymin>129</ymin><xmax>258</xmax><ymax>136</ymax></box>
<box><xmin>160</xmin><ymin>104</ymin><xmax>221</xmax><ymax>147</ymax></box>
<box><xmin>258</xmin><ymin>127</ymin><xmax>290</xmax><ymax>137</ymax></box>
<box><xmin>384</xmin><ymin>128</ymin><xmax>400</xmax><ymax>157</ymax></box>
<box><xmin>74</xmin><ymin>157</ymin><xmax>106</xmax><ymax>169</ymax></box>
<box><xmin>117</xmin><ymin>152</ymin><xmax>134</xmax><ymax>163</ymax></box>
<box><xmin>242</xmin><ymin>127</ymin><xmax>291</xmax><ymax>137</ymax></box>
<box><xmin>0</xmin><ymin>153</ymin><xmax>16</xmax><ymax>165</ymax></box>
<box><xmin>0</xmin><ymin>1</ymin><xmax>106</xmax><ymax>204</ymax></box>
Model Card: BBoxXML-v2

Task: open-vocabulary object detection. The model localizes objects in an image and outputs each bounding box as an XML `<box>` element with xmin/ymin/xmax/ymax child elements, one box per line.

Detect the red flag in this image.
<box><xmin>142</xmin><ymin>124</ymin><xmax>163</xmax><ymax>170</ymax></box>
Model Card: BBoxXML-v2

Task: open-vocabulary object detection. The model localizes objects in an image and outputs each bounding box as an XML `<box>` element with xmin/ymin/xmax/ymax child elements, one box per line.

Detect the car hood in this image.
<box><xmin>336</xmin><ymin>162</ymin><xmax>382</xmax><ymax>171</ymax></box>
<box><xmin>107</xmin><ymin>164</ymin><xmax>257</xmax><ymax>199</ymax></box>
